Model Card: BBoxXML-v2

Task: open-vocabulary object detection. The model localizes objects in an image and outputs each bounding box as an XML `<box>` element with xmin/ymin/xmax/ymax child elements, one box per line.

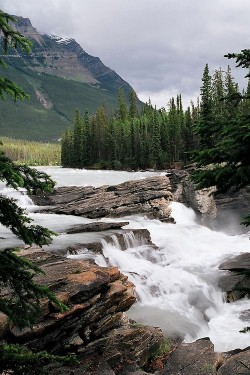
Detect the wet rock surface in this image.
<box><xmin>65</xmin><ymin>221</ymin><xmax>129</xmax><ymax>234</ymax></box>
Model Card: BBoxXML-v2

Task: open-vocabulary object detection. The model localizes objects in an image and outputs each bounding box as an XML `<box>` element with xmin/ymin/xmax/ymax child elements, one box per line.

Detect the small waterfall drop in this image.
<box><xmin>1</xmin><ymin>186</ymin><xmax>34</xmax><ymax>208</ymax></box>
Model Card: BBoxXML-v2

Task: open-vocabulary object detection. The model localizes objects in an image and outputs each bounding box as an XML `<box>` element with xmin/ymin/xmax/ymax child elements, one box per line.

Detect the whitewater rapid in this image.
<box><xmin>1</xmin><ymin>167</ymin><xmax>250</xmax><ymax>352</ymax></box>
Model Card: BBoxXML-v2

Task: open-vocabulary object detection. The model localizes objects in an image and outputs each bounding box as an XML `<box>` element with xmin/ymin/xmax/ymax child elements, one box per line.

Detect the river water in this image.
<box><xmin>1</xmin><ymin>166</ymin><xmax>250</xmax><ymax>352</ymax></box>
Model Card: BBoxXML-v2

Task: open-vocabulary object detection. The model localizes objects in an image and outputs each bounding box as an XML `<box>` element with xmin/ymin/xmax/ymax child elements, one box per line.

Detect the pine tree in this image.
<box><xmin>83</xmin><ymin>109</ymin><xmax>91</xmax><ymax>166</ymax></box>
<box><xmin>61</xmin><ymin>129</ymin><xmax>73</xmax><ymax>167</ymax></box>
<box><xmin>197</xmin><ymin>64</ymin><xmax>215</xmax><ymax>148</ymax></box>
<box><xmin>72</xmin><ymin>110</ymin><xmax>83</xmax><ymax>168</ymax></box>
<box><xmin>129</xmin><ymin>89</ymin><xmax>139</xmax><ymax>119</ymax></box>
<box><xmin>117</xmin><ymin>88</ymin><xmax>128</xmax><ymax>122</ymax></box>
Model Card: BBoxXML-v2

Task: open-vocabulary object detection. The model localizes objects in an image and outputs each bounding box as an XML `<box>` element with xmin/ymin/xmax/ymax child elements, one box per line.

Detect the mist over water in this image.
<box><xmin>1</xmin><ymin>167</ymin><xmax>250</xmax><ymax>352</ymax></box>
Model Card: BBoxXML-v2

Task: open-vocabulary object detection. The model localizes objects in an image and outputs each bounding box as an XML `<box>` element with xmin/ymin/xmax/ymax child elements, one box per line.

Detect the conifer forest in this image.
<box><xmin>61</xmin><ymin>65</ymin><xmax>250</xmax><ymax>171</ymax></box>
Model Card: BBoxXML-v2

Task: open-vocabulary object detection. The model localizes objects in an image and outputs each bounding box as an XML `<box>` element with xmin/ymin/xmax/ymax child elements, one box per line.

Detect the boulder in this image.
<box><xmin>219</xmin><ymin>253</ymin><xmax>250</xmax><ymax>302</ymax></box>
<box><xmin>160</xmin><ymin>338</ymin><xmax>219</xmax><ymax>375</ymax></box>
<box><xmin>219</xmin><ymin>253</ymin><xmax>250</xmax><ymax>271</ymax></box>
<box><xmin>217</xmin><ymin>347</ymin><xmax>250</xmax><ymax>375</ymax></box>
<box><xmin>159</xmin><ymin>338</ymin><xmax>250</xmax><ymax>375</ymax></box>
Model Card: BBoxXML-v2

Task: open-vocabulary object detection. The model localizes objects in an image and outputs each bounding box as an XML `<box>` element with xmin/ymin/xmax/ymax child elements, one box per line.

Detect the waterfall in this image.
<box><xmin>96</xmin><ymin>203</ymin><xmax>250</xmax><ymax>352</ymax></box>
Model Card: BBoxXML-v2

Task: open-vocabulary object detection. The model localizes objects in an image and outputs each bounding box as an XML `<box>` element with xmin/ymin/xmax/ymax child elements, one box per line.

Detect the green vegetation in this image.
<box><xmin>0</xmin><ymin>62</ymin><xmax>120</xmax><ymax>141</ymax></box>
<box><xmin>148</xmin><ymin>337</ymin><xmax>171</xmax><ymax>361</ymax></box>
<box><xmin>0</xmin><ymin>136</ymin><xmax>61</xmax><ymax>165</ymax></box>
<box><xmin>192</xmin><ymin>52</ymin><xmax>250</xmax><ymax>226</ymax></box>
<box><xmin>0</xmin><ymin>19</ymin><xmax>136</xmax><ymax>142</ymax></box>
<box><xmin>61</xmin><ymin>91</ymin><xmax>198</xmax><ymax>170</ymax></box>
<box><xmin>62</xmin><ymin>63</ymin><xmax>248</xmax><ymax>172</ymax></box>
<box><xmin>0</xmin><ymin>344</ymin><xmax>77</xmax><ymax>375</ymax></box>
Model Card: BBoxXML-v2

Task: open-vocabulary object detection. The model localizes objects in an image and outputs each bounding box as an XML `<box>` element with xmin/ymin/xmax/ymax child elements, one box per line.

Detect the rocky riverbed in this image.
<box><xmin>1</xmin><ymin>173</ymin><xmax>250</xmax><ymax>374</ymax></box>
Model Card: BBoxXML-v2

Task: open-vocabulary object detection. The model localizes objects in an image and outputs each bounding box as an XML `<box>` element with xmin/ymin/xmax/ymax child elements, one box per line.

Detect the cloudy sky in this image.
<box><xmin>1</xmin><ymin>0</ymin><xmax>249</xmax><ymax>108</ymax></box>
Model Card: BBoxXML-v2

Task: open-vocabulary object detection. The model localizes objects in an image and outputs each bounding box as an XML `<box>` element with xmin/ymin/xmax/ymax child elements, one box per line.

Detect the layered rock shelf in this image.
<box><xmin>0</xmin><ymin>247</ymin><xmax>164</xmax><ymax>373</ymax></box>
<box><xmin>31</xmin><ymin>175</ymin><xmax>174</xmax><ymax>222</ymax></box>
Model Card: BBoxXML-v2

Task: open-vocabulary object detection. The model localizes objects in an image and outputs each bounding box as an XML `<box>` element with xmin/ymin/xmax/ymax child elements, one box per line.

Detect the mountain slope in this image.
<box><xmin>0</xmin><ymin>16</ymin><xmax>135</xmax><ymax>142</ymax></box>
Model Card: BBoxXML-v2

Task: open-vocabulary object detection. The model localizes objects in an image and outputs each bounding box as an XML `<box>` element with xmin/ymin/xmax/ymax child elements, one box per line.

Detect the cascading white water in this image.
<box><xmin>97</xmin><ymin>203</ymin><xmax>250</xmax><ymax>352</ymax></box>
<box><xmin>1</xmin><ymin>167</ymin><xmax>249</xmax><ymax>352</ymax></box>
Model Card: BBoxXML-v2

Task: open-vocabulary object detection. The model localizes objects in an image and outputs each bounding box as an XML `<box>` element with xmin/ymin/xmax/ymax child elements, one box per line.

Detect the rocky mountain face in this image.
<box><xmin>0</xmin><ymin>16</ymin><xmax>135</xmax><ymax>141</ymax></box>
<box><xmin>14</xmin><ymin>17</ymin><xmax>131</xmax><ymax>93</ymax></box>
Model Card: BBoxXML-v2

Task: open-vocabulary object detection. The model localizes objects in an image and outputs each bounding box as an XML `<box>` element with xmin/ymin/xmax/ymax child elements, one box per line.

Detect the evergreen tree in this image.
<box><xmin>61</xmin><ymin>129</ymin><xmax>73</xmax><ymax>167</ymax></box>
<box><xmin>197</xmin><ymin>64</ymin><xmax>215</xmax><ymax>148</ymax></box>
<box><xmin>129</xmin><ymin>89</ymin><xmax>139</xmax><ymax>119</ymax></box>
<box><xmin>72</xmin><ymin>110</ymin><xmax>84</xmax><ymax>168</ymax></box>
<box><xmin>83</xmin><ymin>109</ymin><xmax>91</xmax><ymax>166</ymax></box>
<box><xmin>151</xmin><ymin>110</ymin><xmax>162</xmax><ymax>168</ymax></box>
<box><xmin>117</xmin><ymin>88</ymin><xmax>128</xmax><ymax>122</ymax></box>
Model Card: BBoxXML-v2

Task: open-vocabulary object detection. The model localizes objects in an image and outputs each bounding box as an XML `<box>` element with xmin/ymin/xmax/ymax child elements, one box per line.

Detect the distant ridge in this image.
<box><xmin>0</xmin><ymin>16</ymin><xmax>136</xmax><ymax>142</ymax></box>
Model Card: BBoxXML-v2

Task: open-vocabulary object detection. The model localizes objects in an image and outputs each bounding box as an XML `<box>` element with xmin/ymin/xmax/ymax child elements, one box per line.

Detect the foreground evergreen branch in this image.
<box><xmin>0</xmin><ymin>249</ymin><xmax>68</xmax><ymax>327</ymax></box>
<box><xmin>0</xmin><ymin>10</ymin><xmax>66</xmax><ymax>326</ymax></box>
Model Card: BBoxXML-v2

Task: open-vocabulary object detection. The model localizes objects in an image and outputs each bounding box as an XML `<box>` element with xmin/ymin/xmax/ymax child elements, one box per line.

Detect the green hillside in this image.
<box><xmin>0</xmin><ymin>59</ymin><xmax>119</xmax><ymax>142</ymax></box>
<box><xmin>0</xmin><ymin>16</ymin><xmax>138</xmax><ymax>142</ymax></box>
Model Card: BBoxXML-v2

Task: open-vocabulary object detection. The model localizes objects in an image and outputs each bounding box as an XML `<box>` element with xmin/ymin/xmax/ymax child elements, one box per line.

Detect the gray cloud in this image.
<box><xmin>0</xmin><ymin>0</ymin><xmax>249</xmax><ymax>107</ymax></box>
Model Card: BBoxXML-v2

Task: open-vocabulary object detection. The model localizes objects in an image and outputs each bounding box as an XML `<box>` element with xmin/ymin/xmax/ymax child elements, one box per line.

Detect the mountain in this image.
<box><xmin>0</xmin><ymin>16</ymin><xmax>136</xmax><ymax>142</ymax></box>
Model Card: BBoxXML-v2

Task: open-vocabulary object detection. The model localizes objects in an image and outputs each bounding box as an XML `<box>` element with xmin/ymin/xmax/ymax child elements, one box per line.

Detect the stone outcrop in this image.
<box><xmin>0</xmin><ymin>248</ymin><xmax>164</xmax><ymax>374</ymax></box>
<box><xmin>219</xmin><ymin>253</ymin><xmax>250</xmax><ymax>301</ymax></box>
<box><xmin>159</xmin><ymin>338</ymin><xmax>250</xmax><ymax>375</ymax></box>
<box><xmin>167</xmin><ymin>169</ymin><xmax>250</xmax><ymax>233</ymax></box>
<box><xmin>31</xmin><ymin>176</ymin><xmax>174</xmax><ymax>222</ymax></box>
<box><xmin>160</xmin><ymin>338</ymin><xmax>218</xmax><ymax>375</ymax></box>
<box><xmin>167</xmin><ymin>169</ymin><xmax>217</xmax><ymax>223</ymax></box>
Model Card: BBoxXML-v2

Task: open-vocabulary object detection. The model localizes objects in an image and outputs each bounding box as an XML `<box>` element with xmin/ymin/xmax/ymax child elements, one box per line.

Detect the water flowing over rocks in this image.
<box><xmin>66</xmin><ymin>228</ymin><xmax>156</xmax><ymax>256</ymax></box>
<box><xmin>168</xmin><ymin>169</ymin><xmax>250</xmax><ymax>233</ymax></box>
<box><xmin>31</xmin><ymin>176</ymin><xmax>174</xmax><ymax>222</ymax></box>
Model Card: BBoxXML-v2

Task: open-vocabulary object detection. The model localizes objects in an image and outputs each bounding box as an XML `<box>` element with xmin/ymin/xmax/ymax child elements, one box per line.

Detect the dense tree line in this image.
<box><xmin>61</xmin><ymin>89</ymin><xmax>198</xmax><ymax>170</ymax></box>
<box><xmin>61</xmin><ymin>64</ymin><xmax>248</xmax><ymax>171</ymax></box>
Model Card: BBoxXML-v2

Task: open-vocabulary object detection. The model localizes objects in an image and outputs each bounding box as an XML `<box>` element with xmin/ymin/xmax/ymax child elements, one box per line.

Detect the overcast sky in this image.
<box><xmin>1</xmin><ymin>0</ymin><xmax>249</xmax><ymax>108</ymax></box>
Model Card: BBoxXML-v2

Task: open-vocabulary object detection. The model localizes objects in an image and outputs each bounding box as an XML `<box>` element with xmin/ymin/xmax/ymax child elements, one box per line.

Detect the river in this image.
<box><xmin>1</xmin><ymin>166</ymin><xmax>250</xmax><ymax>352</ymax></box>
